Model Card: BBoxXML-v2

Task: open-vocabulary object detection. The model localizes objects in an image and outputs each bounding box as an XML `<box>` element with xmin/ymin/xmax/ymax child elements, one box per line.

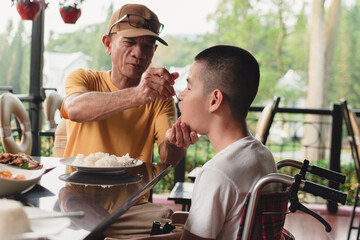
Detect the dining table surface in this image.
<box><xmin>4</xmin><ymin>156</ymin><xmax>172</xmax><ymax>240</ymax></box>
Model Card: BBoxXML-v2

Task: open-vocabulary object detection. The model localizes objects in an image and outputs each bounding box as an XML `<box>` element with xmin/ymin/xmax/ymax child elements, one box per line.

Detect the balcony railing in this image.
<box><xmin>153</xmin><ymin>103</ymin><xmax>359</xmax><ymax>213</ymax></box>
<box><xmin>1</xmin><ymin>98</ymin><xmax>359</xmax><ymax>212</ymax></box>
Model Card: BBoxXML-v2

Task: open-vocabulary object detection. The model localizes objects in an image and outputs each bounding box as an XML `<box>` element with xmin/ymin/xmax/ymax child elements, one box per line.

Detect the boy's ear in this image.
<box><xmin>209</xmin><ymin>89</ymin><xmax>223</xmax><ymax>113</ymax></box>
<box><xmin>102</xmin><ymin>35</ymin><xmax>111</xmax><ymax>56</ymax></box>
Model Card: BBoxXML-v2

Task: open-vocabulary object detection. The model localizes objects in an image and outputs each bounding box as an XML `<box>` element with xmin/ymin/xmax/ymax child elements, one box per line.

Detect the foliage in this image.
<box><xmin>206</xmin><ymin>0</ymin><xmax>309</xmax><ymax>105</ymax></box>
<box><xmin>0</xmin><ymin>20</ymin><xmax>30</xmax><ymax>94</ymax></box>
<box><xmin>46</xmin><ymin>4</ymin><xmax>112</xmax><ymax>71</ymax></box>
<box><xmin>329</xmin><ymin>1</ymin><xmax>360</xmax><ymax>108</ymax></box>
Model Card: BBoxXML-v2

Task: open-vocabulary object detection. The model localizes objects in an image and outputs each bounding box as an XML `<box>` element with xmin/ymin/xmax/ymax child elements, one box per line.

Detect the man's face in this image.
<box><xmin>109</xmin><ymin>35</ymin><xmax>156</xmax><ymax>80</ymax></box>
<box><xmin>178</xmin><ymin>61</ymin><xmax>210</xmax><ymax>135</ymax></box>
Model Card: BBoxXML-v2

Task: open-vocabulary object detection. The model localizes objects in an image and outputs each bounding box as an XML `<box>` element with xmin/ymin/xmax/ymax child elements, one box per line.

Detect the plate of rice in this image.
<box><xmin>60</xmin><ymin>152</ymin><xmax>143</xmax><ymax>173</ymax></box>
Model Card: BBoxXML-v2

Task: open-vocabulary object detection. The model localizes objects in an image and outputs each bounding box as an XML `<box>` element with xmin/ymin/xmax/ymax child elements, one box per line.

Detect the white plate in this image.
<box><xmin>59</xmin><ymin>171</ymin><xmax>142</xmax><ymax>186</ymax></box>
<box><xmin>6</xmin><ymin>207</ymin><xmax>71</xmax><ymax>239</ymax></box>
<box><xmin>0</xmin><ymin>164</ymin><xmax>46</xmax><ymax>197</ymax></box>
<box><xmin>60</xmin><ymin>156</ymin><xmax>143</xmax><ymax>173</ymax></box>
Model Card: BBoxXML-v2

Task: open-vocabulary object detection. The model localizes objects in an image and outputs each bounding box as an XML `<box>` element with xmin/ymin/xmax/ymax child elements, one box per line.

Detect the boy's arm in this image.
<box><xmin>181</xmin><ymin>230</ymin><xmax>214</xmax><ymax>240</ymax></box>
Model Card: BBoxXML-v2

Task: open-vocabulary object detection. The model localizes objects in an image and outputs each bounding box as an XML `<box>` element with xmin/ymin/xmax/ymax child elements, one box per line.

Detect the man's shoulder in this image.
<box><xmin>70</xmin><ymin>69</ymin><xmax>107</xmax><ymax>78</ymax></box>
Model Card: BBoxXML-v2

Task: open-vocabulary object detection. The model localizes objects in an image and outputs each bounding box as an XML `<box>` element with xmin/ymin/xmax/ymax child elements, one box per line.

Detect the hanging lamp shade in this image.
<box><xmin>16</xmin><ymin>2</ymin><xmax>41</xmax><ymax>21</ymax></box>
<box><xmin>60</xmin><ymin>6</ymin><xmax>81</xmax><ymax>24</ymax></box>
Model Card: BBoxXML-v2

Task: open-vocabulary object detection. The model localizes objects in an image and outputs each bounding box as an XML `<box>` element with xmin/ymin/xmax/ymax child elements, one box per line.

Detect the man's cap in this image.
<box><xmin>108</xmin><ymin>4</ymin><xmax>168</xmax><ymax>46</ymax></box>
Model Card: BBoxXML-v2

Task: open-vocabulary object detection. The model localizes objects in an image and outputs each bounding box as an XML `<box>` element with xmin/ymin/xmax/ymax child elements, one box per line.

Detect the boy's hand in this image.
<box><xmin>165</xmin><ymin>117</ymin><xmax>198</xmax><ymax>148</ymax></box>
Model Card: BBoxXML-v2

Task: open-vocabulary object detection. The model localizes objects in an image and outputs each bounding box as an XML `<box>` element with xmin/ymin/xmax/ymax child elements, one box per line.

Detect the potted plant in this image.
<box><xmin>59</xmin><ymin>0</ymin><xmax>84</xmax><ymax>24</ymax></box>
<box><xmin>12</xmin><ymin>0</ymin><xmax>48</xmax><ymax>21</ymax></box>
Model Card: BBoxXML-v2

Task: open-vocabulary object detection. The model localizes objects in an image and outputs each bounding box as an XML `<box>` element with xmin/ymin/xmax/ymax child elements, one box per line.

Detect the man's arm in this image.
<box><xmin>159</xmin><ymin>117</ymin><xmax>198</xmax><ymax>166</ymax></box>
<box><xmin>64</xmin><ymin>69</ymin><xmax>178</xmax><ymax>122</ymax></box>
<box><xmin>64</xmin><ymin>88</ymin><xmax>141</xmax><ymax>122</ymax></box>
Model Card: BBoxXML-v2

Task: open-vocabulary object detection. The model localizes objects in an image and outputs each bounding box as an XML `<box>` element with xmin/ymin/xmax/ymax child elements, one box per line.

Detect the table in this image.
<box><xmin>167</xmin><ymin>166</ymin><xmax>201</xmax><ymax>211</ymax></box>
<box><xmin>188</xmin><ymin>166</ymin><xmax>201</xmax><ymax>182</ymax></box>
<box><xmin>9</xmin><ymin>157</ymin><xmax>172</xmax><ymax>240</ymax></box>
<box><xmin>168</xmin><ymin>182</ymin><xmax>193</xmax><ymax>211</ymax></box>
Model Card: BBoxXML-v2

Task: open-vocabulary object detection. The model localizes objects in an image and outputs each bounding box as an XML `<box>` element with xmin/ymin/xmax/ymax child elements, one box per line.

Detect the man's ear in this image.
<box><xmin>154</xmin><ymin>44</ymin><xmax>158</xmax><ymax>52</ymax></box>
<box><xmin>102</xmin><ymin>35</ymin><xmax>111</xmax><ymax>56</ymax></box>
<box><xmin>209</xmin><ymin>89</ymin><xmax>223</xmax><ymax>113</ymax></box>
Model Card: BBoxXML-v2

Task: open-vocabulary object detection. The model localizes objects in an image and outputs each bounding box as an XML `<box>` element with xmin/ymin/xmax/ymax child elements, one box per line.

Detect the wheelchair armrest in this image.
<box><xmin>171</xmin><ymin>211</ymin><xmax>189</xmax><ymax>226</ymax></box>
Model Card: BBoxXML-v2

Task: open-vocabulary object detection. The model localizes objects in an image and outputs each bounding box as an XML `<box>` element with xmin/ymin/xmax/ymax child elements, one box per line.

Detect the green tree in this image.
<box><xmin>208</xmin><ymin>0</ymin><xmax>302</xmax><ymax>104</ymax></box>
<box><xmin>46</xmin><ymin>23</ymin><xmax>110</xmax><ymax>71</ymax></box>
<box><xmin>0</xmin><ymin>20</ymin><xmax>13</xmax><ymax>87</ymax></box>
<box><xmin>330</xmin><ymin>1</ymin><xmax>360</xmax><ymax>108</ymax></box>
<box><xmin>151</xmin><ymin>35</ymin><xmax>212</xmax><ymax>68</ymax></box>
<box><xmin>7</xmin><ymin>21</ymin><xmax>25</xmax><ymax>93</ymax></box>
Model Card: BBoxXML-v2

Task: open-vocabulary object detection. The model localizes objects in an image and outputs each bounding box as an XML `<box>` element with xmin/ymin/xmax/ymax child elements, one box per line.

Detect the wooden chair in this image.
<box><xmin>255</xmin><ymin>96</ymin><xmax>281</xmax><ymax>145</ymax></box>
<box><xmin>52</xmin><ymin>118</ymin><xmax>67</xmax><ymax>158</ymax></box>
<box><xmin>0</xmin><ymin>92</ymin><xmax>32</xmax><ymax>154</ymax></box>
<box><xmin>340</xmin><ymin>99</ymin><xmax>360</xmax><ymax>240</ymax></box>
<box><xmin>44</xmin><ymin>91</ymin><xmax>63</xmax><ymax>130</ymax></box>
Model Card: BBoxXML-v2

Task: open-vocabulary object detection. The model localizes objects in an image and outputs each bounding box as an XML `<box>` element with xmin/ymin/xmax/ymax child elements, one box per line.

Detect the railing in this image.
<box><xmin>166</xmin><ymin>103</ymin><xmax>360</xmax><ymax>213</ymax></box>
<box><xmin>2</xmin><ymin>96</ymin><xmax>359</xmax><ymax>211</ymax></box>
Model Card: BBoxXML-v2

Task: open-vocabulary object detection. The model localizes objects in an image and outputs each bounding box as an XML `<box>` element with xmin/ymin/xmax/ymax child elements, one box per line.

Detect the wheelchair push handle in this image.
<box><xmin>310</xmin><ymin>165</ymin><xmax>346</xmax><ymax>184</ymax></box>
<box><xmin>277</xmin><ymin>159</ymin><xmax>346</xmax><ymax>184</ymax></box>
<box><xmin>302</xmin><ymin>180</ymin><xmax>347</xmax><ymax>205</ymax></box>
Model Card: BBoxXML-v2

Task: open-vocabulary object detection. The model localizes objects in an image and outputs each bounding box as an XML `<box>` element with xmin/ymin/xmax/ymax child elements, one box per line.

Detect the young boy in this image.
<box><xmin>176</xmin><ymin>45</ymin><xmax>278</xmax><ymax>239</ymax></box>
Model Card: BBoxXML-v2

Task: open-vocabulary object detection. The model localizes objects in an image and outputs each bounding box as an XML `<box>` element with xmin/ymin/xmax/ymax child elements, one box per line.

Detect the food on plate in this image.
<box><xmin>0</xmin><ymin>169</ymin><xmax>26</xmax><ymax>180</ymax></box>
<box><xmin>0</xmin><ymin>152</ymin><xmax>43</xmax><ymax>170</ymax></box>
<box><xmin>73</xmin><ymin>152</ymin><xmax>136</xmax><ymax>167</ymax></box>
<box><xmin>0</xmin><ymin>199</ymin><xmax>31</xmax><ymax>236</ymax></box>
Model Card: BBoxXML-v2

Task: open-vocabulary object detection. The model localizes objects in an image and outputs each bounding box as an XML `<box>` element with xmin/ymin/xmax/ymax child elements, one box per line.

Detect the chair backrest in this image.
<box><xmin>0</xmin><ymin>92</ymin><xmax>32</xmax><ymax>154</ymax></box>
<box><xmin>237</xmin><ymin>189</ymin><xmax>293</xmax><ymax>240</ymax></box>
<box><xmin>52</xmin><ymin>118</ymin><xmax>67</xmax><ymax>158</ymax></box>
<box><xmin>255</xmin><ymin>96</ymin><xmax>281</xmax><ymax>145</ymax></box>
<box><xmin>44</xmin><ymin>91</ymin><xmax>63</xmax><ymax>129</ymax></box>
<box><xmin>340</xmin><ymin>99</ymin><xmax>360</xmax><ymax>180</ymax></box>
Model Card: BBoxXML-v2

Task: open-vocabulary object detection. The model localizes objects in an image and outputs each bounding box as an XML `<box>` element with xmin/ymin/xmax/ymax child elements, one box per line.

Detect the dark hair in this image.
<box><xmin>194</xmin><ymin>45</ymin><xmax>260</xmax><ymax>121</ymax></box>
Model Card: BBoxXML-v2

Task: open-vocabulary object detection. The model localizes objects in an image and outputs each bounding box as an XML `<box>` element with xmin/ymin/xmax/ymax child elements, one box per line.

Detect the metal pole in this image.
<box><xmin>328</xmin><ymin>103</ymin><xmax>342</xmax><ymax>213</ymax></box>
<box><xmin>29</xmin><ymin>10</ymin><xmax>44</xmax><ymax>156</ymax></box>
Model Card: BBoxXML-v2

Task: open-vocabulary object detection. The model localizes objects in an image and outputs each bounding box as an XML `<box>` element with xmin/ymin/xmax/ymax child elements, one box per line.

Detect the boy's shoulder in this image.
<box><xmin>212</xmin><ymin>136</ymin><xmax>273</xmax><ymax>170</ymax></box>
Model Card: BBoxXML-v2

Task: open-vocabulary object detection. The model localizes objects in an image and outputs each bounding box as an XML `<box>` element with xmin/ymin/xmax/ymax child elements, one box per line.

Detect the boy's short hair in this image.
<box><xmin>194</xmin><ymin>45</ymin><xmax>260</xmax><ymax>121</ymax></box>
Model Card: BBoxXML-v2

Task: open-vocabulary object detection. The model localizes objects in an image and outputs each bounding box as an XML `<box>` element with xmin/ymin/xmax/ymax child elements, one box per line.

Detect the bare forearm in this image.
<box><xmin>159</xmin><ymin>141</ymin><xmax>186</xmax><ymax>166</ymax></box>
<box><xmin>65</xmin><ymin>88</ymin><xmax>141</xmax><ymax>122</ymax></box>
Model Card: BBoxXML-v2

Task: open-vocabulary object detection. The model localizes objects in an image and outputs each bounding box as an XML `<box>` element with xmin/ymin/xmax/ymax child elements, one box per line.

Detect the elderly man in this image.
<box><xmin>60</xmin><ymin>4</ymin><xmax>198</xmax><ymax>238</ymax></box>
<box><xmin>62</xmin><ymin>4</ymin><xmax>198</xmax><ymax>167</ymax></box>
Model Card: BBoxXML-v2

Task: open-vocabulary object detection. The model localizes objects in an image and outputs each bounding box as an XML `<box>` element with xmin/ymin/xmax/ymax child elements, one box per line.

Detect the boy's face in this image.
<box><xmin>178</xmin><ymin>61</ymin><xmax>210</xmax><ymax>135</ymax></box>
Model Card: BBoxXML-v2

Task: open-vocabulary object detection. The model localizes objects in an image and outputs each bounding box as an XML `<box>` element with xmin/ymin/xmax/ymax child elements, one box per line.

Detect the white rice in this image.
<box><xmin>73</xmin><ymin>152</ymin><xmax>134</xmax><ymax>167</ymax></box>
<box><xmin>0</xmin><ymin>199</ymin><xmax>30</xmax><ymax>237</ymax></box>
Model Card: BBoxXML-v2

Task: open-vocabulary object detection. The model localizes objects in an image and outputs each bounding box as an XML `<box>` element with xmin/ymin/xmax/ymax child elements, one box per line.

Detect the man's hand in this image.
<box><xmin>165</xmin><ymin>117</ymin><xmax>198</xmax><ymax>148</ymax></box>
<box><xmin>136</xmin><ymin>68</ymin><xmax>179</xmax><ymax>104</ymax></box>
<box><xmin>159</xmin><ymin>117</ymin><xmax>199</xmax><ymax>166</ymax></box>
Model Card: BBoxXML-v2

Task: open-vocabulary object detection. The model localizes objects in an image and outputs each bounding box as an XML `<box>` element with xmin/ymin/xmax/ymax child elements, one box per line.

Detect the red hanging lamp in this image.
<box><xmin>12</xmin><ymin>0</ymin><xmax>48</xmax><ymax>21</ymax></box>
<box><xmin>59</xmin><ymin>0</ymin><xmax>84</xmax><ymax>24</ymax></box>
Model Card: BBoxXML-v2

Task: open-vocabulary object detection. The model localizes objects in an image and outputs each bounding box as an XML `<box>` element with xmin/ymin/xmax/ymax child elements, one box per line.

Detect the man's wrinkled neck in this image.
<box><xmin>110</xmin><ymin>70</ymin><xmax>141</xmax><ymax>89</ymax></box>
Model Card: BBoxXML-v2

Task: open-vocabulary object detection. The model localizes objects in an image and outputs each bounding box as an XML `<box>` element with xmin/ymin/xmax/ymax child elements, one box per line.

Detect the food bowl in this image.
<box><xmin>0</xmin><ymin>164</ymin><xmax>45</xmax><ymax>197</ymax></box>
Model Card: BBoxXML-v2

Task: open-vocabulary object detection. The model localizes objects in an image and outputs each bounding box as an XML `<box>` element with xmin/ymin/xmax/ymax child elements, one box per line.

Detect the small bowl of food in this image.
<box><xmin>0</xmin><ymin>164</ymin><xmax>45</xmax><ymax>197</ymax></box>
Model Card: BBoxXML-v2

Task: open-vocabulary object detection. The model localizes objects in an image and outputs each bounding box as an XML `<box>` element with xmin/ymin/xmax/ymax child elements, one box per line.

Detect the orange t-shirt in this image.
<box><xmin>61</xmin><ymin>69</ymin><xmax>176</xmax><ymax>166</ymax></box>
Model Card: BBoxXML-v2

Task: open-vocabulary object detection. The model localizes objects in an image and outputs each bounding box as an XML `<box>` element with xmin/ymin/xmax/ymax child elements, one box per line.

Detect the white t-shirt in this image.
<box><xmin>184</xmin><ymin>135</ymin><xmax>277</xmax><ymax>240</ymax></box>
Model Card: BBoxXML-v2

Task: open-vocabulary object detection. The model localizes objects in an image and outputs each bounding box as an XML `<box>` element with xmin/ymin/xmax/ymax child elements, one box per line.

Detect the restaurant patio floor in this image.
<box><xmin>152</xmin><ymin>194</ymin><xmax>359</xmax><ymax>240</ymax></box>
